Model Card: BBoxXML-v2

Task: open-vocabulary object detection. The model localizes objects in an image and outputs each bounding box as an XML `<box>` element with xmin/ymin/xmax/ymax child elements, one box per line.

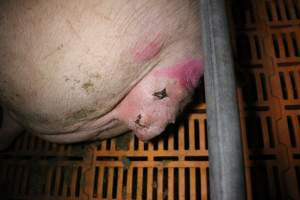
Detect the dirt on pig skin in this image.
<box><xmin>0</xmin><ymin>0</ymin><xmax>204</xmax><ymax>147</ymax></box>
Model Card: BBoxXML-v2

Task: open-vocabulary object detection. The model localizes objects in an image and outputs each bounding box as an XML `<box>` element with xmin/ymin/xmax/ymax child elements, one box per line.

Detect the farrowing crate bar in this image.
<box><xmin>200</xmin><ymin>0</ymin><xmax>245</xmax><ymax>199</ymax></box>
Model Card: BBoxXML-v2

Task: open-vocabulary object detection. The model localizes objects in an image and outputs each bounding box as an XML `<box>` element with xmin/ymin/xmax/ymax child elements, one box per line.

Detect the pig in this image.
<box><xmin>0</xmin><ymin>0</ymin><xmax>204</xmax><ymax>150</ymax></box>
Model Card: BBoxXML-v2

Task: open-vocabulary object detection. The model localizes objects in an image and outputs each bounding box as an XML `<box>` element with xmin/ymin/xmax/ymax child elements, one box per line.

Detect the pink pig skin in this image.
<box><xmin>0</xmin><ymin>0</ymin><xmax>203</xmax><ymax>147</ymax></box>
<box><xmin>114</xmin><ymin>58</ymin><xmax>204</xmax><ymax>141</ymax></box>
<box><xmin>154</xmin><ymin>59</ymin><xmax>204</xmax><ymax>90</ymax></box>
<box><xmin>133</xmin><ymin>34</ymin><xmax>164</xmax><ymax>63</ymax></box>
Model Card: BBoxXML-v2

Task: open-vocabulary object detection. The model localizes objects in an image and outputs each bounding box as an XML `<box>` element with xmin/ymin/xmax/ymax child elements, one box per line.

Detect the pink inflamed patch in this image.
<box><xmin>132</xmin><ymin>34</ymin><xmax>163</xmax><ymax>62</ymax></box>
<box><xmin>154</xmin><ymin>59</ymin><xmax>204</xmax><ymax>89</ymax></box>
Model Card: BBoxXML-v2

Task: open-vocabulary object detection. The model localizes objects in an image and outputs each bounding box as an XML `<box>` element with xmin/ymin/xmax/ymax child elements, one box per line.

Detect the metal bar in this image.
<box><xmin>199</xmin><ymin>0</ymin><xmax>246</xmax><ymax>199</ymax></box>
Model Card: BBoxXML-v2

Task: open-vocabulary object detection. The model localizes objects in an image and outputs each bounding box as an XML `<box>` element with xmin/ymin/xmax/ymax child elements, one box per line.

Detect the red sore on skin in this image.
<box><xmin>154</xmin><ymin>59</ymin><xmax>204</xmax><ymax>89</ymax></box>
<box><xmin>133</xmin><ymin>35</ymin><xmax>163</xmax><ymax>62</ymax></box>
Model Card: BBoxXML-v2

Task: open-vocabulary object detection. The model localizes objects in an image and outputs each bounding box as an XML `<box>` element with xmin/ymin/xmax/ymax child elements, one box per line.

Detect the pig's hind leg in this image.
<box><xmin>0</xmin><ymin>107</ymin><xmax>23</xmax><ymax>151</ymax></box>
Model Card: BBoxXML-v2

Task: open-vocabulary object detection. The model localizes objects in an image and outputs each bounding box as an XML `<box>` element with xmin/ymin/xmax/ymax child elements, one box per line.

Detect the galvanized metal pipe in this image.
<box><xmin>199</xmin><ymin>0</ymin><xmax>246</xmax><ymax>199</ymax></box>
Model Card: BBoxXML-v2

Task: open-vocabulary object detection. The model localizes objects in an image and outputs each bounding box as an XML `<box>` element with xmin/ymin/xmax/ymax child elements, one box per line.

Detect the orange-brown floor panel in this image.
<box><xmin>0</xmin><ymin>0</ymin><xmax>300</xmax><ymax>199</ymax></box>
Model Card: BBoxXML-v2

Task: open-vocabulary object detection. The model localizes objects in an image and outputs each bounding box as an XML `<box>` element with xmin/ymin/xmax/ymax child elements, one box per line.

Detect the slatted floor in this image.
<box><xmin>0</xmin><ymin>0</ymin><xmax>300</xmax><ymax>199</ymax></box>
<box><xmin>231</xmin><ymin>0</ymin><xmax>300</xmax><ymax>199</ymax></box>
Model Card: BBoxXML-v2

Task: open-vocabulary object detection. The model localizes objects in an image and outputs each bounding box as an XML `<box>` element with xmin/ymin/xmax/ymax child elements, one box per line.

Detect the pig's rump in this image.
<box><xmin>0</xmin><ymin>0</ymin><xmax>203</xmax><ymax>143</ymax></box>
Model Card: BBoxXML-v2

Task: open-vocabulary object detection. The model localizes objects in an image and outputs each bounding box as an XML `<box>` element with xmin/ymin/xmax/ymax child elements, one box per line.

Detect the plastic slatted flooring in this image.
<box><xmin>0</xmin><ymin>0</ymin><xmax>300</xmax><ymax>199</ymax></box>
<box><xmin>230</xmin><ymin>0</ymin><xmax>300</xmax><ymax>199</ymax></box>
